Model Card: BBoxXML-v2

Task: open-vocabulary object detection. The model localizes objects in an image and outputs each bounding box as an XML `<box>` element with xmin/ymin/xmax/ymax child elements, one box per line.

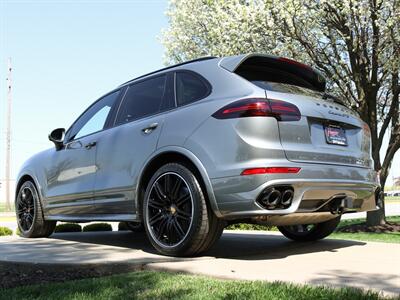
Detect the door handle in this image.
<box><xmin>85</xmin><ymin>141</ymin><xmax>97</xmax><ymax>149</ymax></box>
<box><xmin>142</xmin><ymin>122</ymin><xmax>158</xmax><ymax>134</ymax></box>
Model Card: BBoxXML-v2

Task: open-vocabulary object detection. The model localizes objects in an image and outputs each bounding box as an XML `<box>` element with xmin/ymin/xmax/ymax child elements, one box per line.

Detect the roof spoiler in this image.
<box><xmin>219</xmin><ymin>53</ymin><xmax>326</xmax><ymax>92</ymax></box>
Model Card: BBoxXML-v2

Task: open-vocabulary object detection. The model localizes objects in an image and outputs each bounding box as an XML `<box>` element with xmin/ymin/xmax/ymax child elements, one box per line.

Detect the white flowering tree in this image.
<box><xmin>162</xmin><ymin>0</ymin><xmax>400</xmax><ymax>225</ymax></box>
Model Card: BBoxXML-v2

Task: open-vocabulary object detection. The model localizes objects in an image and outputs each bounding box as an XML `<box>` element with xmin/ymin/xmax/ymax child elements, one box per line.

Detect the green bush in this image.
<box><xmin>55</xmin><ymin>223</ymin><xmax>82</xmax><ymax>233</ymax></box>
<box><xmin>118</xmin><ymin>222</ymin><xmax>129</xmax><ymax>231</ymax></box>
<box><xmin>83</xmin><ymin>223</ymin><xmax>112</xmax><ymax>232</ymax></box>
<box><xmin>226</xmin><ymin>223</ymin><xmax>278</xmax><ymax>231</ymax></box>
<box><xmin>0</xmin><ymin>226</ymin><xmax>13</xmax><ymax>236</ymax></box>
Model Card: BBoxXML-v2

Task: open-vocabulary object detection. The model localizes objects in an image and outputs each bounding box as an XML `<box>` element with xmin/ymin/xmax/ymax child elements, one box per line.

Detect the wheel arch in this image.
<box><xmin>16</xmin><ymin>173</ymin><xmax>38</xmax><ymax>200</ymax></box>
<box><xmin>136</xmin><ymin>147</ymin><xmax>221</xmax><ymax>220</ymax></box>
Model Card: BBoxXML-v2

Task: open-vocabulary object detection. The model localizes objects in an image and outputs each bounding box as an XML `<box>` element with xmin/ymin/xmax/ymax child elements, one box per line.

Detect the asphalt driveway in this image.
<box><xmin>0</xmin><ymin>230</ymin><xmax>398</xmax><ymax>296</ymax></box>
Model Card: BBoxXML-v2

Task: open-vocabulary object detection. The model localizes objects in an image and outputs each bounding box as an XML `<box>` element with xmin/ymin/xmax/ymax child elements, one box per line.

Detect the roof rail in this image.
<box><xmin>120</xmin><ymin>56</ymin><xmax>217</xmax><ymax>87</ymax></box>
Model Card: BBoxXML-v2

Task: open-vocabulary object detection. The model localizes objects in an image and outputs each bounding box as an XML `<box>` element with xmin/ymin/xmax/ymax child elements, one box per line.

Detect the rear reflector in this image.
<box><xmin>212</xmin><ymin>98</ymin><xmax>300</xmax><ymax>121</ymax></box>
<box><xmin>241</xmin><ymin>167</ymin><xmax>301</xmax><ymax>175</ymax></box>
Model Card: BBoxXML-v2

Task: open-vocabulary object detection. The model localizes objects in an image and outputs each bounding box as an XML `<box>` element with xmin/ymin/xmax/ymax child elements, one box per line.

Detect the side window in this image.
<box><xmin>69</xmin><ymin>90</ymin><xmax>120</xmax><ymax>141</ymax></box>
<box><xmin>175</xmin><ymin>72</ymin><xmax>209</xmax><ymax>106</ymax></box>
<box><xmin>115</xmin><ymin>75</ymin><xmax>166</xmax><ymax>125</ymax></box>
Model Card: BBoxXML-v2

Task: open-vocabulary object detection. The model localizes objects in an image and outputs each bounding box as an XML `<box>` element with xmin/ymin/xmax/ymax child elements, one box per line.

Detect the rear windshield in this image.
<box><xmin>234</xmin><ymin>56</ymin><xmax>326</xmax><ymax>93</ymax></box>
<box><xmin>251</xmin><ymin>81</ymin><xmax>323</xmax><ymax>98</ymax></box>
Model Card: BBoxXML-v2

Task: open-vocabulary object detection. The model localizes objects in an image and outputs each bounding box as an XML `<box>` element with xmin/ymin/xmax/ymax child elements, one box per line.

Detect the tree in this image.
<box><xmin>162</xmin><ymin>0</ymin><xmax>400</xmax><ymax>225</ymax></box>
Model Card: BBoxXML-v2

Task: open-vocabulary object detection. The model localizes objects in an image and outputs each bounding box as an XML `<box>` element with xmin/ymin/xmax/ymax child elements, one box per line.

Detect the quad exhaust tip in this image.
<box><xmin>257</xmin><ymin>185</ymin><xmax>294</xmax><ymax>210</ymax></box>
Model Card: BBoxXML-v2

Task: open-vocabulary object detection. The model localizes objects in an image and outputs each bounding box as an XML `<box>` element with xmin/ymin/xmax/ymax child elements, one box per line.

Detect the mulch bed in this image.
<box><xmin>337</xmin><ymin>221</ymin><xmax>400</xmax><ymax>233</ymax></box>
<box><xmin>0</xmin><ymin>261</ymin><xmax>141</xmax><ymax>289</ymax></box>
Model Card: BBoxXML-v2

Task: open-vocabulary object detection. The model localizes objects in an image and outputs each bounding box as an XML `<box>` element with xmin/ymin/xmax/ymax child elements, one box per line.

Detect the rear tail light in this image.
<box><xmin>241</xmin><ymin>167</ymin><xmax>301</xmax><ymax>175</ymax></box>
<box><xmin>212</xmin><ymin>98</ymin><xmax>300</xmax><ymax>121</ymax></box>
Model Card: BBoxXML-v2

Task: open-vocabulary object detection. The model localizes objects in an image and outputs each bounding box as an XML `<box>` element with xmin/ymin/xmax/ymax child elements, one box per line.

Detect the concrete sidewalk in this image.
<box><xmin>0</xmin><ymin>230</ymin><xmax>398</xmax><ymax>296</ymax></box>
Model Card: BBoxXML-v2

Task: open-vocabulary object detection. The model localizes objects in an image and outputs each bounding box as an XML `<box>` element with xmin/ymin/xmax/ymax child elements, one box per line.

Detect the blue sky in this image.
<box><xmin>0</xmin><ymin>0</ymin><xmax>399</xmax><ymax>186</ymax></box>
<box><xmin>0</xmin><ymin>0</ymin><xmax>168</xmax><ymax>180</ymax></box>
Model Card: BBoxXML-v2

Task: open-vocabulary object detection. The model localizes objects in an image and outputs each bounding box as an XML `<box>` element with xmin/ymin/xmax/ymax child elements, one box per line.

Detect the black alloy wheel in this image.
<box><xmin>143</xmin><ymin>163</ymin><xmax>224</xmax><ymax>256</ymax></box>
<box><xmin>146</xmin><ymin>172</ymin><xmax>193</xmax><ymax>247</ymax></box>
<box><xmin>16</xmin><ymin>185</ymin><xmax>35</xmax><ymax>232</ymax></box>
<box><xmin>15</xmin><ymin>181</ymin><xmax>56</xmax><ymax>238</ymax></box>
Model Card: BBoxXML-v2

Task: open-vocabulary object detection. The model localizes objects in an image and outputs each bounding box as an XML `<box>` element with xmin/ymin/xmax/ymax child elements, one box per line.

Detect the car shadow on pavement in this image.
<box><xmin>51</xmin><ymin>230</ymin><xmax>366</xmax><ymax>261</ymax></box>
<box><xmin>206</xmin><ymin>231</ymin><xmax>366</xmax><ymax>260</ymax></box>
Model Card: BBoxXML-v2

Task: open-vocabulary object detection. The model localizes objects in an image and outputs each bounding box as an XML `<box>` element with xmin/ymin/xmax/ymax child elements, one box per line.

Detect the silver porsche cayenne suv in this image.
<box><xmin>16</xmin><ymin>54</ymin><xmax>380</xmax><ymax>256</ymax></box>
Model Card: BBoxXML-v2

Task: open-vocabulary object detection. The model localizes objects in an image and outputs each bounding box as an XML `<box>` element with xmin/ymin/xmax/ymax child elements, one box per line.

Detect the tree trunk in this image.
<box><xmin>366</xmin><ymin>174</ymin><xmax>386</xmax><ymax>226</ymax></box>
<box><xmin>366</xmin><ymin>202</ymin><xmax>385</xmax><ymax>226</ymax></box>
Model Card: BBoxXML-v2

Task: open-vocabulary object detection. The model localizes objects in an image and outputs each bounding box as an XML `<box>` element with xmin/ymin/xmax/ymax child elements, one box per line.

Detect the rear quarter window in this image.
<box><xmin>175</xmin><ymin>71</ymin><xmax>210</xmax><ymax>106</ymax></box>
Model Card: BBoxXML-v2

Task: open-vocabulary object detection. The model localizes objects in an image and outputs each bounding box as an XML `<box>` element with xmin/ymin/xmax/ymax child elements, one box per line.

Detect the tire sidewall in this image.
<box><xmin>143</xmin><ymin>163</ymin><xmax>205</xmax><ymax>256</ymax></box>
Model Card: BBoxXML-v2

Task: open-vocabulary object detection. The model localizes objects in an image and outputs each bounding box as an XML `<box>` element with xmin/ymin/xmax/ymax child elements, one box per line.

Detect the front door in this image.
<box><xmin>44</xmin><ymin>90</ymin><xmax>120</xmax><ymax>217</ymax></box>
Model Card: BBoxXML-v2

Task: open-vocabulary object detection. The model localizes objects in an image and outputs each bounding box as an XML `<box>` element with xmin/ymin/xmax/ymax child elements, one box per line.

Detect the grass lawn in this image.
<box><xmin>385</xmin><ymin>196</ymin><xmax>400</xmax><ymax>204</ymax></box>
<box><xmin>330</xmin><ymin>231</ymin><xmax>400</xmax><ymax>243</ymax></box>
<box><xmin>336</xmin><ymin>216</ymin><xmax>400</xmax><ymax>229</ymax></box>
<box><xmin>0</xmin><ymin>271</ymin><xmax>390</xmax><ymax>300</ymax></box>
<box><xmin>329</xmin><ymin>216</ymin><xmax>400</xmax><ymax>243</ymax></box>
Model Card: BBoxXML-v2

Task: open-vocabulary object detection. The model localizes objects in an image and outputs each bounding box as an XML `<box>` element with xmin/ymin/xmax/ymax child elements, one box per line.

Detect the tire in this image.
<box><xmin>143</xmin><ymin>163</ymin><xmax>223</xmax><ymax>256</ymax></box>
<box><xmin>278</xmin><ymin>216</ymin><xmax>341</xmax><ymax>242</ymax></box>
<box><xmin>126</xmin><ymin>222</ymin><xmax>145</xmax><ymax>233</ymax></box>
<box><xmin>15</xmin><ymin>181</ymin><xmax>56</xmax><ymax>238</ymax></box>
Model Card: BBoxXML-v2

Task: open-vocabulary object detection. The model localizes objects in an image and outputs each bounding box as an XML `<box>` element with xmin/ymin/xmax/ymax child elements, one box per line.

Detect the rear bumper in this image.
<box><xmin>210</xmin><ymin>163</ymin><xmax>380</xmax><ymax>219</ymax></box>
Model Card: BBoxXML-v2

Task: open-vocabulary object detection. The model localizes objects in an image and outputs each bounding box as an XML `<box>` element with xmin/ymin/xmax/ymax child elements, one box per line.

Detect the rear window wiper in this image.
<box><xmin>322</xmin><ymin>92</ymin><xmax>345</xmax><ymax>106</ymax></box>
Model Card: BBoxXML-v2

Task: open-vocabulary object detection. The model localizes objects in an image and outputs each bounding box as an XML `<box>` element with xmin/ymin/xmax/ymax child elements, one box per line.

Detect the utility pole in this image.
<box><xmin>4</xmin><ymin>58</ymin><xmax>12</xmax><ymax>211</ymax></box>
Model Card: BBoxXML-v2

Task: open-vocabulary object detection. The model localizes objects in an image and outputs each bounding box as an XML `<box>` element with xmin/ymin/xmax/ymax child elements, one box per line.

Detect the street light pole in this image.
<box><xmin>5</xmin><ymin>58</ymin><xmax>12</xmax><ymax>211</ymax></box>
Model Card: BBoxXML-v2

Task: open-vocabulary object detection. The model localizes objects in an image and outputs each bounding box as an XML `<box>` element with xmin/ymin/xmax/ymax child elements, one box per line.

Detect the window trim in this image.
<box><xmin>113</xmin><ymin>73</ymin><xmax>169</xmax><ymax>127</ymax></box>
<box><xmin>174</xmin><ymin>70</ymin><xmax>212</xmax><ymax>107</ymax></box>
<box><xmin>64</xmin><ymin>88</ymin><xmax>123</xmax><ymax>143</ymax></box>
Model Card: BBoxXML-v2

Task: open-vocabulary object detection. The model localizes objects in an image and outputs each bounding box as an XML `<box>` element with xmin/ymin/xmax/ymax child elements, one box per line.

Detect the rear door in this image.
<box><xmin>93</xmin><ymin>73</ymin><xmax>174</xmax><ymax>215</ymax></box>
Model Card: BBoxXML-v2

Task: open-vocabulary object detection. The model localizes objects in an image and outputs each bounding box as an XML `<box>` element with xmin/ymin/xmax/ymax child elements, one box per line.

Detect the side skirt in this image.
<box><xmin>45</xmin><ymin>213</ymin><xmax>139</xmax><ymax>223</ymax></box>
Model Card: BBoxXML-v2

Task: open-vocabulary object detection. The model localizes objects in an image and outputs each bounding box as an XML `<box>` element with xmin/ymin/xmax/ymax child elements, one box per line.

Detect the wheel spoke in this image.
<box><xmin>156</xmin><ymin>217</ymin><xmax>168</xmax><ymax>239</ymax></box>
<box><xmin>176</xmin><ymin>208</ymin><xmax>191</xmax><ymax>221</ymax></box>
<box><xmin>149</xmin><ymin>212</ymin><xmax>164</xmax><ymax>225</ymax></box>
<box><xmin>164</xmin><ymin>174</ymin><xmax>171</xmax><ymax>196</ymax></box>
<box><xmin>148</xmin><ymin>198</ymin><xmax>163</xmax><ymax>210</ymax></box>
<box><xmin>154</xmin><ymin>182</ymin><xmax>167</xmax><ymax>201</ymax></box>
<box><xmin>166</xmin><ymin>219</ymin><xmax>174</xmax><ymax>240</ymax></box>
<box><xmin>170</xmin><ymin>178</ymin><xmax>182</xmax><ymax>199</ymax></box>
<box><xmin>25</xmin><ymin>217</ymin><xmax>32</xmax><ymax>228</ymax></box>
<box><xmin>175</xmin><ymin>193</ymin><xmax>190</xmax><ymax>207</ymax></box>
<box><xmin>173</xmin><ymin>219</ymin><xmax>185</xmax><ymax>239</ymax></box>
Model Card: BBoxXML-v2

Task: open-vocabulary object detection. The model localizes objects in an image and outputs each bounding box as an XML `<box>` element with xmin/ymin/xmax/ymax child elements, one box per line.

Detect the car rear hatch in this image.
<box><xmin>220</xmin><ymin>54</ymin><xmax>372</xmax><ymax>168</ymax></box>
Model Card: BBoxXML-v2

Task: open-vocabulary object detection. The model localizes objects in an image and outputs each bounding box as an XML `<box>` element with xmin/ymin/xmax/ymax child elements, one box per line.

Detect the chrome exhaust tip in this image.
<box><xmin>281</xmin><ymin>189</ymin><xmax>294</xmax><ymax>207</ymax></box>
<box><xmin>257</xmin><ymin>185</ymin><xmax>294</xmax><ymax>210</ymax></box>
<box><xmin>263</xmin><ymin>189</ymin><xmax>281</xmax><ymax>208</ymax></box>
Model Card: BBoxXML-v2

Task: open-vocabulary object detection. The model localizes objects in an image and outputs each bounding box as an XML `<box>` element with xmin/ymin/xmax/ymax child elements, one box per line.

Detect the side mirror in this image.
<box><xmin>48</xmin><ymin>128</ymin><xmax>65</xmax><ymax>151</ymax></box>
